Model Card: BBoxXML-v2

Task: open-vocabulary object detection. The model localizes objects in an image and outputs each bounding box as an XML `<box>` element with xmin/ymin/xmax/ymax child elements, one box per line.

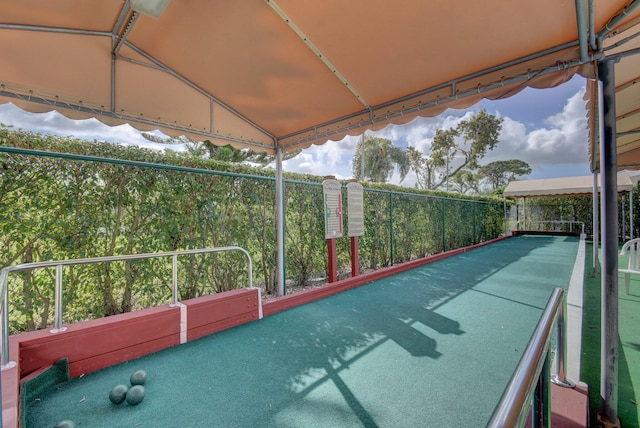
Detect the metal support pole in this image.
<box><xmin>441</xmin><ymin>199</ymin><xmax>446</xmax><ymax>252</ymax></box>
<box><xmin>598</xmin><ymin>59</ymin><xmax>620</xmax><ymax>426</ymax></box>
<box><xmin>552</xmin><ymin>299</ymin><xmax>576</xmax><ymax>388</ymax></box>
<box><xmin>1</xmin><ymin>284</ymin><xmax>9</xmax><ymax>367</ymax></box>
<box><xmin>360</xmin><ymin>133</ymin><xmax>365</xmax><ymax>179</ymax></box>
<box><xmin>389</xmin><ymin>192</ymin><xmax>394</xmax><ymax>265</ymax></box>
<box><xmin>503</xmin><ymin>194</ymin><xmax>508</xmax><ymax>235</ymax></box>
<box><xmin>473</xmin><ymin>202</ymin><xmax>477</xmax><ymax>244</ymax></box>
<box><xmin>575</xmin><ymin>0</ymin><xmax>589</xmax><ymax>63</ymax></box>
<box><xmin>622</xmin><ymin>195</ymin><xmax>627</xmax><ymax>241</ymax></box>
<box><xmin>275</xmin><ymin>146</ymin><xmax>285</xmax><ymax>296</ymax></box>
<box><xmin>172</xmin><ymin>254</ymin><xmax>178</xmax><ymax>305</ymax></box>
<box><xmin>533</xmin><ymin>352</ymin><xmax>551</xmax><ymax>428</ymax></box>
<box><xmin>51</xmin><ymin>265</ymin><xmax>66</xmax><ymax>333</ymax></box>
<box><xmin>630</xmin><ymin>191</ymin><xmax>634</xmax><ymax>240</ymax></box>
<box><xmin>593</xmin><ymin>172</ymin><xmax>600</xmax><ymax>274</ymax></box>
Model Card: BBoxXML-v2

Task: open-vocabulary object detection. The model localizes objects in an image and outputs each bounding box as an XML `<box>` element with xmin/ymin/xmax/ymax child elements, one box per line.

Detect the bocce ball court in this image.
<box><xmin>10</xmin><ymin>234</ymin><xmax>582</xmax><ymax>427</ymax></box>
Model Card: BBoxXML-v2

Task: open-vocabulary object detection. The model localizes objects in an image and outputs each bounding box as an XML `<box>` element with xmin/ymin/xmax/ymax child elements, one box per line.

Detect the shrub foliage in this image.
<box><xmin>0</xmin><ymin>127</ymin><xmax>504</xmax><ymax>332</ymax></box>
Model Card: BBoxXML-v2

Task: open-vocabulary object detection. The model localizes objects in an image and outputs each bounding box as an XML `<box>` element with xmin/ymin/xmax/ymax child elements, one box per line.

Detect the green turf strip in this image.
<box><xmin>25</xmin><ymin>235</ymin><xmax>579</xmax><ymax>428</ymax></box>
<box><xmin>581</xmin><ymin>243</ymin><xmax>640</xmax><ymax>427</ymax></box>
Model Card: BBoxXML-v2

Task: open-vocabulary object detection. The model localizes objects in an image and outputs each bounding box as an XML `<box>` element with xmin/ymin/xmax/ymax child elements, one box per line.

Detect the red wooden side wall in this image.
<box><xmin>11</xmin><ymin>288</ymin><xmax>261</xmax><ymax>379</ymax></box>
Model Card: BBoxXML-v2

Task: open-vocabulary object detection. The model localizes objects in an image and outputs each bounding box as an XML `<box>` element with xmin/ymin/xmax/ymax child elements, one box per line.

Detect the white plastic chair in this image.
<box><xmin>620</xmin><ymin>238</ymin><xmax>640</xmax><ymax>294</ymax></box>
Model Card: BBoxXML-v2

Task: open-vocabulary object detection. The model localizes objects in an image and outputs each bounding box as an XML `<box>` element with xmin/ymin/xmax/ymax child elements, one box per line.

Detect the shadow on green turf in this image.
<box><xmin>25</xmin><ymin>235</ymin><xmax>566</xmax><ymax>428</ymax></box>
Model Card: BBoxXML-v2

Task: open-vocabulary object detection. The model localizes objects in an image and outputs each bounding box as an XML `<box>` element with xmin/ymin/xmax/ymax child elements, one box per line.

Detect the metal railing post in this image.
<box><xmin>533</xmin><ymin>351</ymin><xmax>551</xmax><ymax>427</ymax></box>
<box><xmin>1</xmin><ymin>281</ymin><xmax>10</xmax><ymax>367</ymax></box>
<box><xmin>389</xmin><ymin>192</ymin><xmax>394</xmax><ymax>266</ymax></box>
<box><xmin>442</xmin><ymin>199</ymin><xmax>446</xmax><ymax>252</ymax></box>
<box><xmin>473</xmin><ymin>202</ymin><xmax>477</xmax><ymax>244</ymax></box>
<box><xmin>172</xmin><ymin>254</ymin><xmax>179</xmax><ymax>305</ymax></box>
<box><xmin>552</xmin><ymin>298</ymin><xmax>576</xmax><ymax>388</ymax></box>
<box><xmin>51</xmin><ymin>265</ymin><xmax>66</xmax><ymax>333</ymax></box>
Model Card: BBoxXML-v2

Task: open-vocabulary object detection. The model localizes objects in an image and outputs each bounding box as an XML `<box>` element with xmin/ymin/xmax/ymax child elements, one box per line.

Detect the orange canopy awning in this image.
<box><xmin>1</xmin><ymin>1</ymin><xmax>638</xmax><ymax>154</ymax></box>
<box><xmin>586</xmin><ymin>7</ymin><xmax>640</xmax><ymax>172</ymax></box>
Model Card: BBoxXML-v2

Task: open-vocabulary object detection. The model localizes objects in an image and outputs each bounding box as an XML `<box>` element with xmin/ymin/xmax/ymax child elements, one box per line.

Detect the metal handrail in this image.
<box><xmin>0</xmin><ymin>246</ymin><xmax>252</xmax><ymax>367</ymax></box>
<box><xmin>533</xmin><ymin>221</ymin><xmax>585</xmax><ymax>234</ymax></box>
<box><xmin>487</xmin><ymin>288</ymin><xmax>570</xmax><ymax>427</ymax></box>
<box><xmin>516</xmin><ymin>220</ymin><xmax>585</xmax><ymax>234</ymax></box>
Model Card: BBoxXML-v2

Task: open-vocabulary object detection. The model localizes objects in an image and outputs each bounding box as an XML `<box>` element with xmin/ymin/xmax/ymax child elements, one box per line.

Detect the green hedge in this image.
<box><xmin>0</xmin><ymin>126</ymin><xmax>505</xmax><ymax>333</ymax></box>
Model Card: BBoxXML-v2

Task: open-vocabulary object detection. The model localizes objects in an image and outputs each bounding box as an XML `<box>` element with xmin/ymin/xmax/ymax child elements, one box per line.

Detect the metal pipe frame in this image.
<box><xmin>593</xmin><ymin>172</ymin><xmax>600</xmax><ymax>274</ymax></box>
<box><xmin>575</xmin><ymin>0</ymin><xmax>590</xmax><ymax>62</ymax></box>
<box><xmin>275</xmin><ymin>146</ymin><xmax>286</xmax><ymax>297</ymax></box>
<box><xmin>278</xmin><ymin>40</ymin><xmax>590</xmax><ymax>149</ymax></box>
<box><xmin>597</xmin><ymin>0</ymin><xmax>640</xmax><ymax>48</ymax></box>
<box><xmin>552</xmin><ymin>299</ymin><xmax>576</xmax><ymax>388</ymax></box>
<box><xmin>598</xmin><ymin>58</ymin><xmax>620</xmax><ymax>426</ymax></box>
<box><xmin>0</xmin><ymin>11</ymin><xmax>277</xmax><ymax>150</ymax></box>
<box><xmin>0</xmin><ymin>245</ymin><xmax>253</xmax><ymax>367</ymax></box>
<box><xmin>0</xmin><ymin>146</ymin><xmax>274</xmax><ymax>182</ymax></box>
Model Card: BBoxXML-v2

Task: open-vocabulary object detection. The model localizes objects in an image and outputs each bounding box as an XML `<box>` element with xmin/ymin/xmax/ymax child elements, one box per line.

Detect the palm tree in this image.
<box><xmin>352</xmin><ymin>135</ymin><xmax>409</xmax><ymax>183</ymax></box>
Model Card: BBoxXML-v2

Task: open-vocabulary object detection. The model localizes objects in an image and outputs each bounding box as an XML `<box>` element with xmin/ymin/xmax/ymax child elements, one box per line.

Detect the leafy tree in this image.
<box><xmin>451</xmin><ymin>170</ymin><xmax>478</xmax><ymax>194</ymax></box>
<box><xmin>408</xmin><ymin>110</ymin><xmax>503</xmax><ymax>191</ymax></box>
<box><xmin>478</xmin><ymin>159</ymin><xmax>531</xmax><ymax>190</ymax></box>
<box><xmin>430</xmin><ymin>128</ymin><xmax>460</xmax><ymax>190</ymax></box>
<box><xmin>431</xmin><ymin>109</ymin><xmax>503</xmax><ymax>189</ymax></box>
<box><xmin>408</xmin><ymin>146</ymin><xmax>435</xmax><ymax>190</ymax></box>
<box><xmin>352</xmin><ymin>135</ymin><xmax>409</xmax><ymax>183</ymax></box>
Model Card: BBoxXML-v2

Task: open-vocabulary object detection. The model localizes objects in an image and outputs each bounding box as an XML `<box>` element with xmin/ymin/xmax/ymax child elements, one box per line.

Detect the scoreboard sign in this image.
<box><xmin>322</xmin><ymin>178</ymin><xmax>343</xmax><ymax>239</ymax></box>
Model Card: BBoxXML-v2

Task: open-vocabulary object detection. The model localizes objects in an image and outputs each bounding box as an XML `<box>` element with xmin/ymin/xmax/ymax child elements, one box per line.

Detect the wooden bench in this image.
<box><xmin>620</xmin><ymin>238</ymin><xmax>640</xmax><ymax>294</ymax></box>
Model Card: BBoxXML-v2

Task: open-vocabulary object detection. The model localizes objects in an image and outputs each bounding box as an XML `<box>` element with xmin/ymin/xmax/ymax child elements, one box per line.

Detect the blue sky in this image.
<box><xmin>0</xmin><ymin>74</ymin><xmax>590</xmax><ymax>187</ymax></box>
<box><xmin>283</xmin><ymin>74</ymin><xmax>591</xmax><ymax>187</ymax></box>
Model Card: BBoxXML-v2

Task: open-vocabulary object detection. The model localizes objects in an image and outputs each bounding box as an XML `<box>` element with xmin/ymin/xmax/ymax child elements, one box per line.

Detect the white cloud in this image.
<box><xmin>283</xmin><ymin>136</ymin><xmax>358</xmax><ymax>179</ymax></box>
<box><xmin>0</xmin><ymin>103</ymin><xmax>178</xmax><ymax>151</ymax></box>
<box><xmin>485</xmin><ymin>90</ymin><xmax>589</xmax><ymax>175</ymax></box>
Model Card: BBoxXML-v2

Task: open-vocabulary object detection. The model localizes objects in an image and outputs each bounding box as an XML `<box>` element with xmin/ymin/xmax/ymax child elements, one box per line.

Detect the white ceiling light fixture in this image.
<box><xmin>130</xmin><ymin>0</ymin><xmax>170</xmax><ymax>19</ymax></box>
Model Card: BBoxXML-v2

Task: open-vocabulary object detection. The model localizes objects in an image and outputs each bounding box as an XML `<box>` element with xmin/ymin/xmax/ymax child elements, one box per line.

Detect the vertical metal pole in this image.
<box><xmin>361</xmin><ymin>133</ymin><xmax>365</xmax><ymax>180</ymax></box>
<box><xmin>598</xmin><ymin>59</ymin><xmax>619</xmax><ymax>426</ymax></box>
<box><xmin>442</xmin><ymin>199</ymin><xmax>446</xmax><ymax>252</ymax></box>
<box><xmin>275</xmin><ymin>145</ymin><xmax>285</xmax><ymax>296</ymax></box>
<box><xmin>630</xmin><ymin>191</ymin><xmax>634</xmax><ymax>240</ymax></box>
<box><xmin>503</xmin><ymin>194</ymin><xmax>508</xmax><ymax>235</ymax></box>
<box><xmin>593</xmin><ymin>172</ymin><xmax>600</xmax><ymax>274</ymax></box>
<box><xmin>54</xmin><ymin>265</ymin><xmax>64</xmax><ymax>331</ymax></box>
<box><xmin>2</xmin><ymin>284</ymin><xmax>9</xmax><ymax>366</ymax></box>
<box><xmin>389</xmin><ymin>192</ymin><xmax>394</xmax><ymax>266</ymax></box>
<box><xmin>552</xmin><ymin>299</ymin><xmax>575</xmax><ymax>388</ymax></box>
<box><xmin>473</xmin><ymin>201</ymin><xmax>477</xmax><ymax>244</ymax></box>
<box><xmin>533</xmin><ymin>352</ymin><xmax>552</xmax><ymax>428</ymax></box>
<box><xmin>622</xmin><ymin>195</ymin><xmax>627</xmax><ymax>241</ymax></box>
<box><xmin>172</xmin><ymin>255</ymin><xmax>178</xmax><ymax>305</ymax></box>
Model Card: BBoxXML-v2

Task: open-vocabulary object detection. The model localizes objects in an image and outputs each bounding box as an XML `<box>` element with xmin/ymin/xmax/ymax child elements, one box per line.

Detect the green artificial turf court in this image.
<box><xmin>24</xmin><ymin>235</ymin><xmax>580</xmax><ymax>427</ymax></box>
<box><xmin>581</xmin><ymin>243</ymin><xmax>640</xmax><ymax>427</ymax></box>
